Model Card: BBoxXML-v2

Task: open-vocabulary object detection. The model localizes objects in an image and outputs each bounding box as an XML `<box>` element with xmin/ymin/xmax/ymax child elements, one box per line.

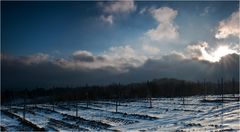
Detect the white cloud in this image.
<box><xmin>142</xmin><ymin>44</ymin><xmax>160</xmax><ymax>54</ymax></box>
<box><xmin>146</xmin><ymin>7</ymin><xmax>179</xmax><ymax>41</ymax></box>
<box><xmin>215</xmin><ymin>11</ymin><xmax>240</xmax><ymax>39</ymax></box>
<box><xmin>19</xmin><ymin>53</ymin><xmax>49</xmax><ymax>65</ymax></box>
<box><xmin>186</xmin><ymin>42</ymin><xmax>208</xmax><ymax>60</ymax></box>
<box><xmin>54</xmin><ymin>45</ymin><xmax>147</xmax><ymax>73</ymax></box>
<box><xmin>146</xmin><ymin>23</ymin><xmax>179</xmax><ymax>41</ymax></box>
<box><xmin>107</xmin><ymin>45</ymin><xmax>137</xmax><ymax>59</ymax></box>
<box><xmin>73</xmin><ymin>50</ymin><xmax>92</xmax><ymax>57</ymax></box>
<box><xmin>139</xmin><ymin>7</ymin><xmax>147</xmax><ymax>14</ymax></box>
<box><xmin>186</xmin><ymin>41</ymin><xmax>239</xmax><ymax>62</ymax></box>
<box><xmin>232</xmin><ymin>43</ymin><xmax>240</xmax><ymax>53</ymax></box>
<box><xmin>99</xmin><ymin>0</ymin><xmax>136</xmax><ymax>24</ymax></box>
<box><xmin>1</xmin><ymin>53</ymin><xmax>12</xmax><ymax>61</ymax></box>
<box><xmin>72</xmin><ymin>50</ymin><xmax>95</xmax><ymax>62</ymax></box>
<box><xmin>162</xmin><ymin>51</ymin><xmax>185</xmax><ymax>62</ymax></box>
<box><xmin>200</xmin><ymin>6</ymin><xmax>210</xmax><ymax>16</ymax></box>
<box><xmin>100</xmin><ymin>15</ymin><xmax>114</xmax><ymax>25</ymax></box>
<box><xmin>149</xmin><ymin>7</ymin><xmax>178</xmax><ymax>23</ymax></box>
<box><xmin>100</xmin><ymin>0</ymin><xmax>136</xmax><ymax>14</ymax></box>
<box><xmin>1</xmin><ymin>53</ymin><xmax>50</xmax><ymax>65</ymax></box>
<box><xmin>102</xmin><ymin>45</ymin><xmax>147</xmax><ymax>70</ymax></box>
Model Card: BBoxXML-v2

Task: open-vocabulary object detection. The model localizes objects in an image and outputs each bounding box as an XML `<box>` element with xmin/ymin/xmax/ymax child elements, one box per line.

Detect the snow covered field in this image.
<box><xmin>1</xmin><ymin>95</ymin><xmax>239</xmax><ymax>131</ymax></box>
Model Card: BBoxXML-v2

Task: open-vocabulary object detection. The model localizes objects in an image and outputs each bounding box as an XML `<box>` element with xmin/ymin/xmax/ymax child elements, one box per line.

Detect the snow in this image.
<box><xmin>1</xmin><ymin>95</ymin><xmax>239</xmax><ymax>131</ymax></box>
<box><xmin>0</xmin><ymin>111</ymin><xmax>33</xmax><ymax>131</ymax></box>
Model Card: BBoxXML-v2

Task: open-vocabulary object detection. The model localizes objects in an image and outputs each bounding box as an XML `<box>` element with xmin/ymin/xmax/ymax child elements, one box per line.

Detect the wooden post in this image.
<box><xmin>86</xmin><ymin>92</ymin><xmax>89</xmax><ymax>108</ymax></box>
<box><xmin>118</xmin><ymin>83</ymin><xmax>121</xmax><ymax>106</ymax></box>
<box><xmin>23</xmin><ymin>99</ymin><xmax>26</xmax><ymax>119</ymax></box>
<box><xmin>217</xmin><ymin>79</ymin><xmax>220</xmax><ymax>95</ymax></box>
<box><xmin>23</xmin><ymin>89</ymin><xmax>26</xmax><ymax>119</ymax></box>
<box><xmin>34</xmin><ymin>95</ymin><xmax>37</xmax><ymax>108</ymax></box>
<box><xmin>115</xmin><ymin>99</ymin><xmax>118</xmax><ymax>113</ymax></box>
<box><xmin>76</xmin><ymin>102</ymin><xmax>78</xmax><ymax>117</ymax></box>
<box><xmin>51</xmin><ymin>89</ymin><xmax>55</xmax><ymax>111</ymax></box>
<box><xmin>232</xmin><ymin>78</ymin><xmax>235</xmax><ymax>97</ymax></box>
<box><xmin>183</xmin><ymin>96</ymin><xmax>185</xmax><ymax>105</ymax></box>
<box><xmin>221</xmin><ymin>77</ymin><xmax>224</xmax><ymax>102</ymax></box>
<box><xmin>9</xmin><ymin>92</ymin><xmax>12</xmax><ymax>112</ymax></box>
<box><xmin>220</xmin><ymin>58</ymin><xmax>224</xmax><ymax>103</ymax></box>
<box><xmin>150</xmin><ymin>96</ymin><xmax>152</xmax><ymax>108</ymax></box>
<box><xmin>10</xmin><ymin>102</ymin><xmax>12</xmax><ymax>112</ymax></box>
<box><xmin>182</xmin><ymin>81</ymin><xmax>185</xmax><ymax>105</ymax></box>
<box><xmin>203</xmin><ymin>79</ymin><xmax>206</xmax><ymax>100</ymax></box>
<box><xmin>147</xmin><ymin>81</ymin><xmax>152</xmax><ymax>108</ymax></box>
<box><xmin>52</xmin><ymin>103</ymin><xmax>55</xmax><ymax>111</ymax></box>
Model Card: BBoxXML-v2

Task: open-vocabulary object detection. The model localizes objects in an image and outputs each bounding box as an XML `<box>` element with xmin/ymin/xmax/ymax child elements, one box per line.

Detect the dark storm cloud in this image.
<box><xmin>1</xmin><ymin>53</ymin><xmax>239</xmax><ymax>90</ymax></box>
<box><xmin>1</xmin><ymin>54</ymin><xmax>113</xmax><ymax>89</ymax></box>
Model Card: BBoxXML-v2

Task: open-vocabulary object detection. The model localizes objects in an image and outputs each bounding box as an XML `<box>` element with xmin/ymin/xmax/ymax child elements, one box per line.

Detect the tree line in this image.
<box><xmin>1</xmin><ymin>78</ymin><xmax>239</xmax><ymax>105</ymax></box>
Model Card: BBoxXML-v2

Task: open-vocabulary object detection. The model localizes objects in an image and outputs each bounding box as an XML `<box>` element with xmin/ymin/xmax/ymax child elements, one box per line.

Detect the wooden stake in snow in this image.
<box><xmin>182</xmin><ymin>81</ymin><xmax>185</xmax><ymax>106</ymax></box>
<box><xmin>182</xmin><ymin>96</ymin><xmax>185</xmax><ymax>105</ymax></box>
<box><xmin>150</xmin><ymin>96</ymin><xmax>152</xmax><ymax>108</ymax></box>
<box><xmin>147</xmin><ymin>81</ymin><xmax>152</xmax><ymax>108</ymax></box>
<box><xmin>203</xmin><ymin>79</ymin><xmax>206</xmax><ymax>100</ymax></box>
<box><xmin>118</xmin><ymin>83</ymin><xmax>121</xmax><ymax>106</ymax></box>
<box><xmin>217</xmin><ymin>79</ymin><xmax>220</xmax><ymax>95</ymax></box>
<box><xmin>115</xmin><ymin>99</ymin><xmax>118</xmax><ymax>113</ymax></box>
<box><xmin>86</xmin><ymin>92</ymin><xmax>89</xmax><ymax>108</ymax></box>
<box><xmin>23</xmin><ymin>100</ymin><xmax>26</xmax><ymax>119</ymax></box>
<box><xmin>52</xmin><ymin>103</ymin><xmax>55</xmax><ymax>111</ymax></box>
<box><xmin>232</xmin><ymin>78</ymin><xmax>235</xmax><ymax>97</ymax></box>
<box><xmin>221</xmin><ymin>77</ymin><xmax>224</xmax><ymax>102</ymax></box>
<box><xmin>9</xmin><ymin>92</ymin><xmax>12</xmax><ymax>112</ymax></box>
<box><xmin>220</xmin><ymin>78</ymin><xmax>224</xmax><ymax>127</ymax></box>
<box><xmin>76</xmin><ymin>102</ymin><xmax>78</xmax><ymax>117</ymax></box>
<box><xmin>23</xmin><ymin>89</ymin><xmax>26</xmax><ymax>119</ymax></box>
<box><xmin>51</xmin><ymin>90</ymin><xmax>55</xmax><ymax>111</ymax></box>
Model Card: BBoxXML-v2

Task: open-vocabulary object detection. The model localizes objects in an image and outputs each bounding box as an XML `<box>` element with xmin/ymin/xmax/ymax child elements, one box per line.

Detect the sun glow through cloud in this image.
<box><xmin>201</xmin><ymin>46</ymin><xmax>237</xmax><ymax>62</ymax></box>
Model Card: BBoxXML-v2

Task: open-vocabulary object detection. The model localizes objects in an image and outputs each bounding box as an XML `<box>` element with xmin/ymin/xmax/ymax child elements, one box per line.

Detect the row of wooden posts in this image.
<box><xmin>8</xmin><ymin>77</ymin><xmax>237</xmax><ymax>120</ymax></box>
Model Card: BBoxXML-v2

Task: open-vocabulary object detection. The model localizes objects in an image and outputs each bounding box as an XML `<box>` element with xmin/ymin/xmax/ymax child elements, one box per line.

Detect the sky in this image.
<box><xmin>1</xmin><ymin>1</ymin><xmax>239</xmax><ymax>89</ymax></box>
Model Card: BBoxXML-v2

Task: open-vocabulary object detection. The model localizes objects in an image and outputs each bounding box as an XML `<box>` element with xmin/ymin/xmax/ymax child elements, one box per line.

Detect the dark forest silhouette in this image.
<box><xmin>2</xmin><ymin>78</ymin><xmax>239</xmax><ymax>105</ymax></box>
